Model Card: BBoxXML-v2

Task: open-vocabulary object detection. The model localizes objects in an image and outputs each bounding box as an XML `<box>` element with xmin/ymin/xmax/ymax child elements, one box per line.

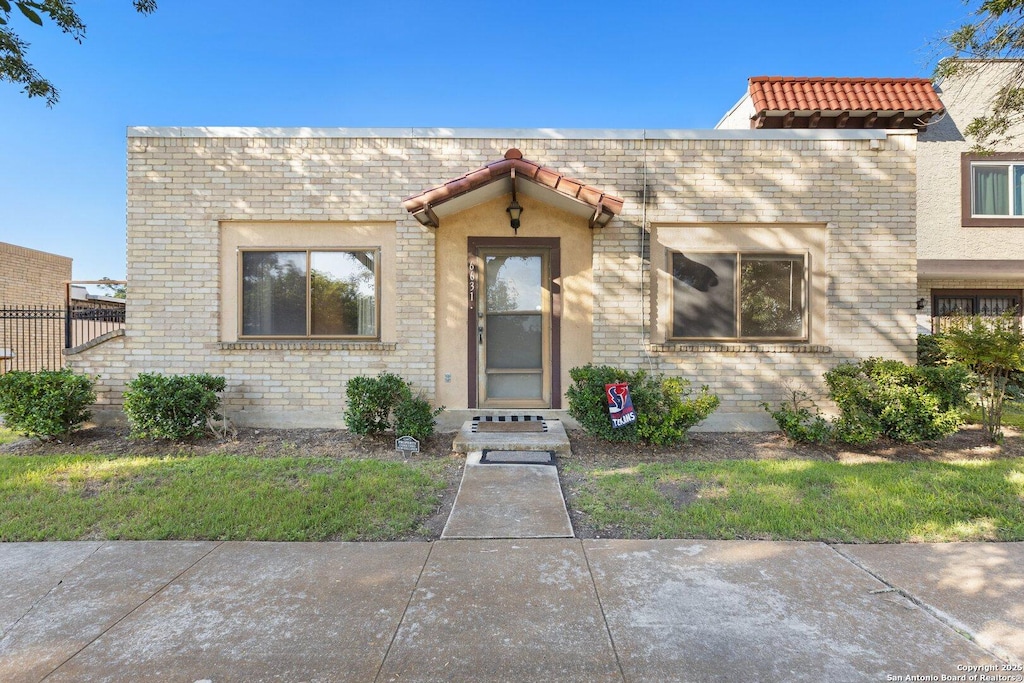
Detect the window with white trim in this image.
<box><xmin>970</xmin><ymin>161</ymin><xmax>1024</xmax><ymax>217</ymax></box>
<box><xmin>670</xmin><ymin>251</ymin><xmax>807</xmax><ymax>341</ymax></box>
<box><xmin>240</xmin><ymin>249</ymin><xmax>378</xmax><ymax>339</ymax></box>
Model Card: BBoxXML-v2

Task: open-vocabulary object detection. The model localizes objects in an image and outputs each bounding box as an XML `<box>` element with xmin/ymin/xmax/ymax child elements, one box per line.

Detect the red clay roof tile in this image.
<box><xmin>402</xmin><ymin>149</ymin><xmax>624</xmax><ymax>226</ymax></box>
<box><xmin>749</xmin><ymin>76</ymin><xmax>944</xmax><ymax>114</ymax></box>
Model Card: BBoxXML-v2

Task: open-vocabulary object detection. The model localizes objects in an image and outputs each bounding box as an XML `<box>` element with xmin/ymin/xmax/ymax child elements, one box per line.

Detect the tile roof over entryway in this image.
<box><xmin>402</xmin><ymin>148</ymin><xmax>625</xmax><ymax>229</ymax></box>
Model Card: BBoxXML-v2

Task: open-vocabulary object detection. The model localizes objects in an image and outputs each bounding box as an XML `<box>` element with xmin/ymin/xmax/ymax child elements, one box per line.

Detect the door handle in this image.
<box><xmin>478</xmin><ymin>326</ymin><xmax>484</xmax><ymax>344</ymax></box>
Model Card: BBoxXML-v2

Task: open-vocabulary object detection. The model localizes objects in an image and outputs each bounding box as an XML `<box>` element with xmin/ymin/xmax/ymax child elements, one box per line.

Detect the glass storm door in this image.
<box><xmin>478</xmin><ymin>250</ymin><xmax>550</xmax><ymax>407</ymax></box>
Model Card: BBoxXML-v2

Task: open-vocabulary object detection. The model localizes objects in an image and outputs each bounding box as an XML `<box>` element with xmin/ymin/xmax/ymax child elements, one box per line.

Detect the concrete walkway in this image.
<box><xmin>1</xmin><ymin>540</ymin><xmax>1021</xmax><ymax>682</ymax></box>
<box><xmin>441</xmin><ymin>452</ymin><xmax>573</xmax><ymax>539</ymax></box>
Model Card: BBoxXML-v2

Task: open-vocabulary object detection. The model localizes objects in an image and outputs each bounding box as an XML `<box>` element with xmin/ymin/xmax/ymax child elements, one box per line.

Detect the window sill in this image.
<box><xmin>649</xmin><ymin>342</ymin><xmax>831</xmax><ymax>354</ymax></box>
<box><xmin>219</xmin><ymin>340</ymin><xmax>397</xmax><ymax>352</ymax></box>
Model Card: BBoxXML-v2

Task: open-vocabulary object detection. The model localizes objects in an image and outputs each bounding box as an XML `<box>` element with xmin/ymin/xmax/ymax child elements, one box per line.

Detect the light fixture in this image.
<box><xmin>507</xmin><ymin>196</ymin><xmax>523</xmax><ymax>234</ymax></box>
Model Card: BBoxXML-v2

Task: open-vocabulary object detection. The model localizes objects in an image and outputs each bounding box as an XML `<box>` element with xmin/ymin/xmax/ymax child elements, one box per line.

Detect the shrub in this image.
<box><xmin>567</xmin><ymin>364</ymin><xmax>719</xmax><ymax>446</ymax></box>
<box><xmin>344</xmin><ymin>373</ymin><xmax>411</xmax><ymax>435</ymax></box>
<box><xmin>762</xmin><ymin>389</ymin><xmax>832</xmax><ymax>444</ymax></box>
<box><xmin>824</xmin><ymin>359</ymin><xmax>969</xmax><ymax>444</ymax></box>
<box><xmin>939</xmin><ymin>312</ymin><xmax>1024</xmax><ymax>442</ymax></box>
<box><xmin>123</xmin><ymin>373</ymin><xmax>226</xmax><ymax>440</ymax></box>
<box><xmin>394</xmin><ymin>394</ymin><xmax>444</xmax><ymax>440</ymax></box>
<box><xmin>917</xmin><ymin>333</ymin><xmax>946</xmax><ymax>367</ymax></box>
<box><xmin>0</xmin><ymin>369</ymin><xmax>95</xmax><ymax>438</ymax></box>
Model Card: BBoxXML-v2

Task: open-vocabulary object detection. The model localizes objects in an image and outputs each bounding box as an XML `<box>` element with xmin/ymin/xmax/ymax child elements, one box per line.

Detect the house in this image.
<box><xmin>65</xmin><ymin>125</ymin><xmax>924</xmax><ymax>430</ymax></box>
<box><xmin>0</xmin><ymin>242</ymin><xmax>72</xmax><ymax>372</ymax></box>
<box><xmin>916</xmin><ymin>60</ymin><xmax>1024</xmax><ymax>332</ymax></box>
<box><xmin>717</xmin><ymin>67</ymin><xmax>1024</xmax><ymax>334</ymax></box>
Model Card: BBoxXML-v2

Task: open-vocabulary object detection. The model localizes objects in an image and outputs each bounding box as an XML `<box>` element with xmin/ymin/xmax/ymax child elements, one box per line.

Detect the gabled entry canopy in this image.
<box><xmin>402</xmin><ymin>148</ymin><xmax>625</xmax><ymax>229</ymax></box>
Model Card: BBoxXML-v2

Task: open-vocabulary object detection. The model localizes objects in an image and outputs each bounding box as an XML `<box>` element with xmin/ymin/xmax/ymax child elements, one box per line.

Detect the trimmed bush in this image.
<box><xmin>345</xmin><ymin>373</ymin><xmax>443</xmax><ymax>439</ymax></box>
<box><xmin>344</xmin><ymin>373</ymin><xmax>411</xmax><ymax>435</ymax></box>
<box><xmin>567</xmin><ymin>364</ymin><xmax>719</xmax><ymax>446</ymax></box>
<box><xmin>0</xmin><ymin>369</ymin><xmax>95</xmax><ymax>438</ymax></box>
<box><xmin>824</xmin><ymin>359</ymin><xmax>969</xmax><ymax>444</ymax></box>
<box><xmin>394</xmin><ymin>395</ymin><xmax>444</xmax><ymax>440</ymax></box>
<box><xmin>123</xmin><ymin>373</ymin><xmax>226</xmax><ymax>440</ymax></box>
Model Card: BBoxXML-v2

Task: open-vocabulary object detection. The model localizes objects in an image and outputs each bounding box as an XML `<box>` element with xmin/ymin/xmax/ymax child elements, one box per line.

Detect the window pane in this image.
<box><xmin>672</xmin><ymin>253</ymin><xmax>736</xmax><ymax>338</ymax></box>
<box><xmin>486</xmin><ymin>255</ymin><xmax>542</xmax><ymax>312</ymax></box>
<box><xmin>1014</xmin><ymin>166</ymin><xmax>1024</xmax><ymax>216</ymax></box>
<box><xmin>310</xmin><ymin>251</ymin><xmax>376</xmax><ymax>336</ymax></box>
<box><xmin>242</xmin><ymin>251</ymin><xmax>307</xmax><ymax>336</ymax></box>
<box><xmin>486</xmin><ymin>313</ymin><xmax>542</xmax><ymax>369</ymax></box>
<box><xmin>974</xmin><ymin>165</ymin><xmax>1010</xmax><ymax>216</ymax></box>
<box><xmin>487</xmin><ymin>373</ymin><xmax>543</xmax><ymax>399</ymax></box>
<box><xmin>740</xmin><ymin>255</ymin><xmax>805</xmax><ymax>338</ymax></box>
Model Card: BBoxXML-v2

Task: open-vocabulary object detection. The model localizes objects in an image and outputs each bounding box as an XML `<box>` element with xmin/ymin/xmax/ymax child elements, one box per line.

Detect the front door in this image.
<box><xmin>477</xmin><ymin>248</ymin><xmax>551</xmax><ymax>408</ymax></box>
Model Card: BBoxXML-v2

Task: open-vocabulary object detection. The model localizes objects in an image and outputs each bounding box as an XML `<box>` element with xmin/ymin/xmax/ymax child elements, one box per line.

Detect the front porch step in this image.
<box><xmin>451</xmin><ymin>419</ymin><xmax>571</xmax><ymax>455</ymax></box>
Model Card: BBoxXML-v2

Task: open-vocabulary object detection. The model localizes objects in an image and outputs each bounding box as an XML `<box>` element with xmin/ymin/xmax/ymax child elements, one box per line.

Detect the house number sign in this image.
<box><xmin>468</xmin><ymin>259</ymin><xmax>477</xmax><ymax>310</ymax></box>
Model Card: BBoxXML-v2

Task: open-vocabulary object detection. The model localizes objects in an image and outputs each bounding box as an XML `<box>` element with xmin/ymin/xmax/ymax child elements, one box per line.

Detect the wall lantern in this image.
<box><xmin>506</xmin><ymin>196</ymin><xmax>523</xmax><ymax>235</ymax></box>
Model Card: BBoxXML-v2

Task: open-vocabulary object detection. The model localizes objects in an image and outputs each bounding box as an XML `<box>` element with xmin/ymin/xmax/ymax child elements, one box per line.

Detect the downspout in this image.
<box><xmin>639</xmin><ymin>130</ymin><xmax>656</xmax><ymax>372</ymax></box>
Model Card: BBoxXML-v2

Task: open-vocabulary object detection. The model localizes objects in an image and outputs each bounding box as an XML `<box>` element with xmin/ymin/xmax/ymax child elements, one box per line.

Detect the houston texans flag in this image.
<box><xmin>605</xmin><ymin>382</ymin><xmax>637</xmax><ymax>428</ymax></box>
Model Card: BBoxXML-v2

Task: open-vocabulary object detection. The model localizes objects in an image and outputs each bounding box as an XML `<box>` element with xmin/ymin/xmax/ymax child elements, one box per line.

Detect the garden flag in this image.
<box><xmin>606</xmin><ymin>382</ymin><xmax>637</xmax><ymax>428</ymax></box>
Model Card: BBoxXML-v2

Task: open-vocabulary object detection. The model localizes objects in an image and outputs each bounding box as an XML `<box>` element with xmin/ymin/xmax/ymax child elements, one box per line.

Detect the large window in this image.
<box><xmin>240</xmin><ymin>249</ymin><xmax>378</xmax><ymax>338</ymax></box>
<box><xmin>671</xmin><ymin>251</ymin><xmax>807</xmax><ymax>341</ymax></box>
<box><xmin>962</xmin><ymin>154</ymin><xmax>1024</xmax><ymax>226</ymax></box>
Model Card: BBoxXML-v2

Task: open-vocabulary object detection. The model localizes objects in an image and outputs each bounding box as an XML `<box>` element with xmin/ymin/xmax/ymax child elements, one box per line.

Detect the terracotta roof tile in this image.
<box><xmin>402</xmin><ymin>148</ymin><xmax>624</xmax><ymax>226</ymax></box>
<box><xmin>749</xmin><ymin>76</ymin><xmax>944</xmax><ymax>114</ymax></box>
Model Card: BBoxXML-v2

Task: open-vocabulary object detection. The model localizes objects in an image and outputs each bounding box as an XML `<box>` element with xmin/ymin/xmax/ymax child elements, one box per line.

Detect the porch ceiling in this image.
<box><xmin>401</xmin><ymin>148</ymin><xmax>625</xmax><ymax>229</ymax></box>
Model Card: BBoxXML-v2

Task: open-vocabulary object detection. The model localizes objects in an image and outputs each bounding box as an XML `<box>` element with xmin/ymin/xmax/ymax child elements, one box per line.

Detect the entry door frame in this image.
<box><xmin>467</xmin><ymin>237</ymin><xmax>561</xmax><ymax>409</ymax></box>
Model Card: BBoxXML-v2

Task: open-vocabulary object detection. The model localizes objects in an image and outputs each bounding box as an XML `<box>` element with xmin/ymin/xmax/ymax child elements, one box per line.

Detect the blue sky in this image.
<box><xmin>1</xmin><ymin>0</ymin><xmax>974</xmax><ymax>282</ymax></box>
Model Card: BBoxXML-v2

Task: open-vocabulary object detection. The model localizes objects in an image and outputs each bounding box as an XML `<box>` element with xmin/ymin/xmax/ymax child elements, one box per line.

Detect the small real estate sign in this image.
<box><xmin>395</xmin><ymin>436</ymin><xmax>420</xmax><ymax>453</ymax></box>
<box><xmin>605</xmin><ymin>382</ymin><xmax>637</xmax><ymax>428</ymax></box>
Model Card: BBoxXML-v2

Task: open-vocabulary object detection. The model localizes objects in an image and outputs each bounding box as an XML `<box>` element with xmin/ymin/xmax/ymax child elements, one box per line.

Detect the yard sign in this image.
<box><xmin>606</xmin><ymin>382</ymin><xmax>637</xmax><ymax>428</ymax></box>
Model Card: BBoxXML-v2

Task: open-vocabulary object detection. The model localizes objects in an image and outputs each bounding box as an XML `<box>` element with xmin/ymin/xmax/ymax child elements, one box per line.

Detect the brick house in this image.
<box><xmin>0</xmin><ymin>242</ymin><xmax>72</xmax><ymax>372</ymax></box>
<box><xmin>66</xmin><ymin>124</ymin><xmax>927</xmax><ymax>429</ymax></box>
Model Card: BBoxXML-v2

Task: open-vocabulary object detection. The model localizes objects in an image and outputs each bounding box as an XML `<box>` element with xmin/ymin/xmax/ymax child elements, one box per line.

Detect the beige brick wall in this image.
<box><xmin>67</xmin><ymin>130</ymin><xmax>918</xmax><ymax>427</ymax></box>
<box><xmin>0</xmin><ymin>242</ymin><xmax>72</xmax><ymax>372</ymax></box>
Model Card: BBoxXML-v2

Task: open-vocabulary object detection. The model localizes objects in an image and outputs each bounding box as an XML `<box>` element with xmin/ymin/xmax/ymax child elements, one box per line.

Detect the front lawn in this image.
<box><xmin>566</xmin><ymin>458</ymin><xmax>1024</xmax><ymax>543</ymax></box>
<box><xmin>0</xmin><ymin>427</ymin><xmax>20</xmax><ymax>445</ymax></box>
<box><xmin>0</xmin><ymin>453</ymin><xmax>450</xmax><ymax>541</ymax></box>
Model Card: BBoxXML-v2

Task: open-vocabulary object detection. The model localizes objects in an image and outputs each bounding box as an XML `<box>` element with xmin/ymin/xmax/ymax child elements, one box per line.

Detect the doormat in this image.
<box><xmin>475</xmin><ymin>421</ymin><xmax>545</xmax><ymax>433</ymax></box>
<box><xmin>479</xmin><ymin>450</ymin><xmax>555</xmax><ymax>465</ymax></box>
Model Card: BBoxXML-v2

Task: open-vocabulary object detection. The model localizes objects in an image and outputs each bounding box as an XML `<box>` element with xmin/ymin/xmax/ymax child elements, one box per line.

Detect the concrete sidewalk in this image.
<box><xmin>1</xmin><ymin>541</ymin><xmax>1021</xmax><ymax>682</ymax></box>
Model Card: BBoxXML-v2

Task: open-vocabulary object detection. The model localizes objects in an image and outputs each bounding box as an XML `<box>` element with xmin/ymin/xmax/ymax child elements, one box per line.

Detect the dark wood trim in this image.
<box><xmin>466</xmin><ymin>237</ymin><xmax>562</xmax><ymax>409</ymax></box>
<box><xmin>961</xmin><ymin>153</ymin><xmax>1024</xmax><ymax>227</ymax></box>
<box><xmin>932</xmin><ymin>289</ymin><xmax>1023</xmax><ymax>313</ymax></box>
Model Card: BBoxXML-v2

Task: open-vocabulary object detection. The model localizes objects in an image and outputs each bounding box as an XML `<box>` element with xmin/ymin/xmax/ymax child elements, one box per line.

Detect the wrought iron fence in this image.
<box><xmin>0</xmin><ymin>303</ymin><xmax>125</xmax><ymax>373</ymax></box>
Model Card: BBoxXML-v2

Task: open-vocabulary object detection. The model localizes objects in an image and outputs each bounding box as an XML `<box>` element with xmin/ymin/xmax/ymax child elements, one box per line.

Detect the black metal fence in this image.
<box><xmin>0</xmin><ymin>304</ymin><xmax>125</xmax><ymax>373</ymax></box>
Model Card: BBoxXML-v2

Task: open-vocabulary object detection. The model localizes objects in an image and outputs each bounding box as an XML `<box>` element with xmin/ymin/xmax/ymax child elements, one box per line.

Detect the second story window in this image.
<box><xmin>962</xmin><ymin>153</ymin><xmax>1024</xmax><ymax>226</ymax></box>
<box><xmin>972</xmin><ymin>162</ymin><xmax>1024</xmax><ymax>217</ymax></box>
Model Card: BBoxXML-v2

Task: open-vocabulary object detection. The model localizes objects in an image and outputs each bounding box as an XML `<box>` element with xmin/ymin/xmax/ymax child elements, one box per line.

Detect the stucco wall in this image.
<box><xmin>67</xmin><ymin>129</ymin><xmax>918</xmax><ymax>428</ymax></box>
<box><xmin>918</xmin><ymin>60</ymin><xmax>1024</xmax><ymax>261</ymax></box>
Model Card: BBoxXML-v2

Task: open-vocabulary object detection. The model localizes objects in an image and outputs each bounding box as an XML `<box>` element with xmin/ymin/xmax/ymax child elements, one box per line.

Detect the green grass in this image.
<box><xmin>569</xmin><ymin>458</ymin><xmax>1024</xmax><ymax>542</ymax></box>
<box><xmin>0</xmin><ymin>453</ymin><xmax>449</xmax><ymax>541</ymax></box>
<box><xmin>968</xmin><ymin>401</ymin><xmax>1024</xmax><ymax>429</ymax></box>
<box><xmin>0</xmin><ymin>427</ymin><xmax>21</xmax><ymax>445</ymax></box>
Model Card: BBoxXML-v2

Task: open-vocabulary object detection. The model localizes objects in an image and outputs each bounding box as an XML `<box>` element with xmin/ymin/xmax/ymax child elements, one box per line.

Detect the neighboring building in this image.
<box><xmin>0</xmin><ymin>242</ymin><xmax>72</xmax><ymax>372</ymax></box>
<box><xmin>718</xmin><ymin>68</ymin><xmax>1024</xmax><ymax>334</ymax></box>
<box><xmin>916</xmin><ymin>60</ymin><xmax>1024</xmax><ymax>332</ymax></box>
<box><xmin>65</xmin><ymin>126</ymin><xmax>921</xmax><ymax>429</ymax></box>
